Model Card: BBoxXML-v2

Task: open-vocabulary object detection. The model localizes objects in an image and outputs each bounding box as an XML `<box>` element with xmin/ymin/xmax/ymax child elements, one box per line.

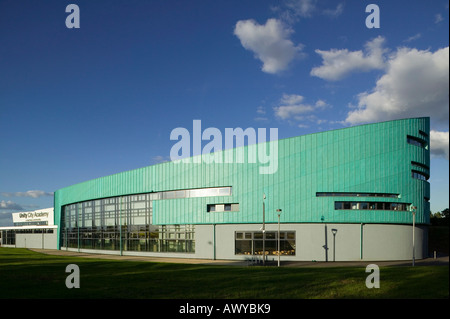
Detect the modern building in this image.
<box><xmin>52</xmin><ymin>117</ymin><xmax>430</xmax><ymax>261</ymax></box>
<box><xmin>0</xmin><ymin>207</ymin><xmax>57</xmax><ymax>249</ymax></box>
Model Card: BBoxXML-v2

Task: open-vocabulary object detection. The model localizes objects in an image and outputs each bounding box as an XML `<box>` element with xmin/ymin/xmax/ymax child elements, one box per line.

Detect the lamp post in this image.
<box><xmin>331</xmin><ymin>229</ymin><xmax>337</xmax><ymax>262</ymax></box>
<box><xmin>411</xmin><ymin>205</ymin><xmax>417</xmax><ymax>266</ymax></box>
<box><xmin>262</xmin><ymin>193</ymin><xmax>266</xmax><ymax>266</ymax></box>
<box><xmin>277</xmin><ymin>209</ymin><xmax>282</xmax><ymax>267</ymax></box>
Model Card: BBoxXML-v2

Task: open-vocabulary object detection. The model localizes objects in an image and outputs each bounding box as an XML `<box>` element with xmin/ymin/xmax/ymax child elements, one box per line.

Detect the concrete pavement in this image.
<box><xmin>30</xmin><ymin>248</ymin><xmax>449</xmax><ymax>267</ymax></box>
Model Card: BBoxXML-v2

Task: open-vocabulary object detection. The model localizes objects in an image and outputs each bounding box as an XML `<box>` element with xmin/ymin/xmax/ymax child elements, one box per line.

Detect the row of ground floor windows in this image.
<box><xmin>59</xmin><ymin>227</ymin><xmax>297</xmax><ymax>256</ymax></box>
<box><xmin>61</xmin><ymin>225</ymin><xmax>195</xmax><ymax>253</ymax></box>
<box><xmin>235</xmin><ymin>231</ymin><xmax>296</xmax><ymax>256</ymax></box>
<box><xmin>63</xmin><ymin>235</ymin><xmax>195</xmax><ymax>253</ymax></box>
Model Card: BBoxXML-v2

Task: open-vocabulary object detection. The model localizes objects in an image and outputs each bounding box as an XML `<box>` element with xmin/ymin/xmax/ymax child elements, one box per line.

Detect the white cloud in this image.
<box><xmin>435</xmin><ymin>13</ymin><xmax>444</xmax><ymax>23</ymax></box>
<box><xmin>403</xmin><ymin>33</ymin><xmax>422</xmax><ymax>43</ymax></box>
<box><xmin>1</xmin><ymin>190</ymin><xmax>53</xmax><ymax>198</ymax></box>
<box><xmin>345</xmin><ymin>46</ymin><xmax>449</xmax><ymax>129</ymax></box>
<box><xmin>256</xmin><ymin>106</ymin><xmax>266</xmax><ymax>115</ymax></box>
<box><xmin>430</xmin><ymin>130</ymin><xmax>449</xmax><ymax>160</ymax></box>
<box><xmin>310</xmin><ymin>36</ymin><xmax>387</xmax><ymax>81</ymax></box>
<box><xmin>273</xmin><ymin>94</ymin><xmax>328</xmax><ymax>121</ymax></box>
<box><xmin>234</xmin><ymin>18</ymin><xmax>304</xmax><ymax>74</ymax></box>
<box><xmin>274</xmin><ymin>94</ymin><xmax>311</xmax><ymax>120</ymax></box>
<box><xmin>254</xmin><ymin>106</ymin><xmax>268</xmax><ymax>121</ymax></box>
<box><xmin>314</xmin><ymin>99</ymin><xmax>328</xmax><ymax>108</ymax></box>
<box><xmin>276</xmin><ymin>0</ymin><xmax>344</xmax><ymax>22</ymax></box>
<box><xmin>151</xmin><ymin>155</ymin><xmax>170</xmax><ymax>164</ymax></box>
<box><xmin>283</xmin><ymin>0</ymin><xmax>317</xmax><ymax>19</ymax></box>
<box><xmin>323</xmin><ymin>3</ymin><xmax>344</xmax><ymax>18</ymax></box>
<box><xmin>0</xmin><ymin>200</ymin><xmax>23</xmax><ymax>211</ymax></box>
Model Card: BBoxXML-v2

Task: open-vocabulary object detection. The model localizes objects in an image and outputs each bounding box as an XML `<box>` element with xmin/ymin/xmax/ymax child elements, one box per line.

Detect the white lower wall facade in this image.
<box><xmin>2</xmin><ymin>232</ymin><xmax>58</xmax><ymax>250</ymax></box>
<box><xmin>195</xmin><ymin>223</ymin><xmax>428</xmax><ymax>262</ymax></box>
<box><xmin>61</xmin><ymin>223</ymin><xmax>428</xmax><ymax>262</ymax></box>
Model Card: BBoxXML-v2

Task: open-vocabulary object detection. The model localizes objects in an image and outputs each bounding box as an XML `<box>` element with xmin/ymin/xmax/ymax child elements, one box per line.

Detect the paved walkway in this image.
<box><xmin>31</xmin><ymin>248</ymin><xmax>449</xmax><ymax>267</ymax></box>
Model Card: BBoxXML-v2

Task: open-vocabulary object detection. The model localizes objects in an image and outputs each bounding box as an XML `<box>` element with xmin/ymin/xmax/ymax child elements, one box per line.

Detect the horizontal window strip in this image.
<box><xmin>412</xmin><ymin>170</ymin><xmax>428</xmax><ymax>181</ymax></box>
<box><xmin>64</xmin><ymin>186</ymin><xmax>232</xmax><ymax>209</ymax></box>
<box><xmin>207</xmin><ymin>203</ymin><xmax>239</xmax><ymax>213</ymax></box>
<box><xmin>316</xmin><ymin>192</ymin><xmax>399</xmax><ymax>198</ymax></box>
<box><xmin>334</xmin><ymin>201</ymin><xmax>410</xmax><ymax>211</ymax></box>
<box><xmin>411</xmin><ymin>161</ymin><xmax>429</xmax><ymax>170</ymax></box>
<box><xmin>407</xmin><ymin>135</ymin><xmax>427</xmax><ymax>148</ymax></box>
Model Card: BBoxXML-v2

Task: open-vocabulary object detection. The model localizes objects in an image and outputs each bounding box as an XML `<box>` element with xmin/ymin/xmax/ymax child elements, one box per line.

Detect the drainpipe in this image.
<box><xmin>213</xmin><ymin>224</ymin><xmax>216</xmax><ymax>260</ymax></box>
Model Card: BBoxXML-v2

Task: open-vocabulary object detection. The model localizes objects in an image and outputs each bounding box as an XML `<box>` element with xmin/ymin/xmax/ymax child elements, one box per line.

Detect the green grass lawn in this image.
<box><xmin>0</xmin><ymin>248</ymin><xmax>447</xmax><ymax>299</ymax></box>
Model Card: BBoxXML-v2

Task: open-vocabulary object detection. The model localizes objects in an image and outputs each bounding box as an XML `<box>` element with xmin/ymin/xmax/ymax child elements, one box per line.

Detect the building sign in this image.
<box><xmin>12</xmin><ymin>208</ymin><xmax>54</xmax><ymax>226</ymax></box>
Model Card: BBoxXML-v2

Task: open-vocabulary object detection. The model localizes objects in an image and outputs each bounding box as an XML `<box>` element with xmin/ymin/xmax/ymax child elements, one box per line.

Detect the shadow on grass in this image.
<box><xmin>0</xmin><ymin>248</ymin><xmax>448</xmax><ymax>299</ymax></box>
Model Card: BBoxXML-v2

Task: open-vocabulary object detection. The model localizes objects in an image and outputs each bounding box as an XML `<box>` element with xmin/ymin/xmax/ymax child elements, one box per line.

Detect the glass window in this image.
<box><xmin>360</xmin><ymin>202</ymin><xmax>369</xmax><ymax>210</ymax></box>
<box><xmin>412</xmin><ymin>170</ymin><xmax>428</xmax><ymax>181</ymax></box>
<box><xmin>411</xmin><ymin>161</ymin><xmax>429</xmax><ymax>170</ymax></box>
<box><xmin>163</xmin><ymin>191</ymin><xmax>175</xmax><ymax>199</ymax></box>
<box><xmin>334</xmin><ymin>201</ymin><xmax>409</xmax><ymax>211</ymax></box>
<box><xmin>207</xmin><ymin>203</ymin><xmax>239</xmax><ymax>212</ymax></box>
<box><xmin>316</xmin><ymin>192</ymin><xmax>399</xmax><ymax>198</ymax></box>
<box><xmin>189</xmin><ymin>188</ymin><xmax>217</xmax><ymax>197</ymax></box>
<box><xmin>174</xmin><ymin>190</ymin><xmax>185</xmax><ymax>198</ymax></box>
<box><xmin>132</xmin><ymin>202</ymin><xmax>146</xmax><ymax>209</ymax></box>
<box><xmin>235</xmin><ymin>231</ymin><xmax>295</xmax><ymax>256</ymax></box>
<box><xmin>189</xmin><ymin>187</ymin><xmax>231</xmax><ymax>198</ymax></box>
<box><xmin>218</xmin><ymin>187</ymin><xmax>231</xmax><ymax>196</ymax></box>
<box><xmin>407</xmin><ymin>135</ymin><xmax>427</xmax><ymax>148</ymax></box>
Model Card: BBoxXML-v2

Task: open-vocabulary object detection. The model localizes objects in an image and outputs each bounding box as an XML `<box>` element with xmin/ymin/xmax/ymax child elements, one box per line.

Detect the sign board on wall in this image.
<box><xmin>12</xmin><ymin>208</ymin><xmax>54</xmax><ymax>226</ymax></box>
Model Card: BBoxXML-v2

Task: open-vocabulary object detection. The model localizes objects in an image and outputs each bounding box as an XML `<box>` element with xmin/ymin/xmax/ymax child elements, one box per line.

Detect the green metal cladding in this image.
<box><xmin>54</xmin><ymin>117</ymin><xmax>430</xmax><ymax>238</ymax></box>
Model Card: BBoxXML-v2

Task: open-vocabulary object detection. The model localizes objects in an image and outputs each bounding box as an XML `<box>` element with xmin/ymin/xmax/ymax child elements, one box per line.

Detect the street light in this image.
<box><xmin>262</xmin><ymin>193</ymin><xmax>266</xmax><ymax>265</ymax></box>
<box><xmin>276</xmin><ymin>209</ymin><xmax>282</xmax><ymax>267</ymax></box>
<box><xmin>411</xmin><ymin>205</ymin><xmax>417</xmax><ymax>266</ymax></box>
<box><xmin>331</xmin><ymin>228</ymin><xmax>337</xmax><ymax>262</ymax></box>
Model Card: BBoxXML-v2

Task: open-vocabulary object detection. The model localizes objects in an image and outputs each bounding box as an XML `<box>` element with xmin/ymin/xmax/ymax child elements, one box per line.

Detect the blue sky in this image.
<box><xmin>0</xmin><ymin>0</ymin><xmax>448</xmax><ymax>226</ymax></box>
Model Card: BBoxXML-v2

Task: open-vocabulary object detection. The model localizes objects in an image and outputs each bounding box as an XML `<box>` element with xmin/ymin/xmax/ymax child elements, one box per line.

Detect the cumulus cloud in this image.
<box><xmin>323</xmin><ymin>3</ymin><xmax>344</xmax><ymax>18</ymax></box>
<box><xmin>1</xmin><ymin>190</ymin><xmax>53</xmax><ymax>198</ymax></box>
<box><xmin>274</xmin><ymin>94</ymin><xmax>312</xmax><ymax>120</ymax></box>
<box><xmin>345</xmin><ymin>46</ymin><xmax>449</xmax><ymax>129</ymax></box>
<box><xmin>282</xmin><ymin>0</ymin><xmax>317</xmax><ymax>19</ymax></box>
<box><xmin>310</xmin><ymin>36</ymin><xmax>387</xmax><ymax>81</ymax></box>
<box><xmin>0</xmin><ymin>200</ymin><xmax>23</xmax><ymax>211</ymax></box>
<box><xmin>273</xmin><ymin>94</ymin><xmax>328</xmax><ymax>121</ymax></box>
<box><xmin>430</xmin><ymin>130</ymin><xmax>449</xmax><ymax>160</ymax></box>
<box><xmin>275</xmin><ymin>0</ymin><xmax>344</xmax><ymax>23</ymax></box>
<box><xmin>234</xmin><ymin>18</ymin><xmax>304</xmax><ymax>74</ymax></box>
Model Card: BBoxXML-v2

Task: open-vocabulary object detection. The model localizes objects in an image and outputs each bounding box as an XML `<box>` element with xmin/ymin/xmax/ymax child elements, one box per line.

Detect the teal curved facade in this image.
<box><xmin>54</xmin><ymin>117</ymin><xmax>430</xmax><ymax>260</ymax></box>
